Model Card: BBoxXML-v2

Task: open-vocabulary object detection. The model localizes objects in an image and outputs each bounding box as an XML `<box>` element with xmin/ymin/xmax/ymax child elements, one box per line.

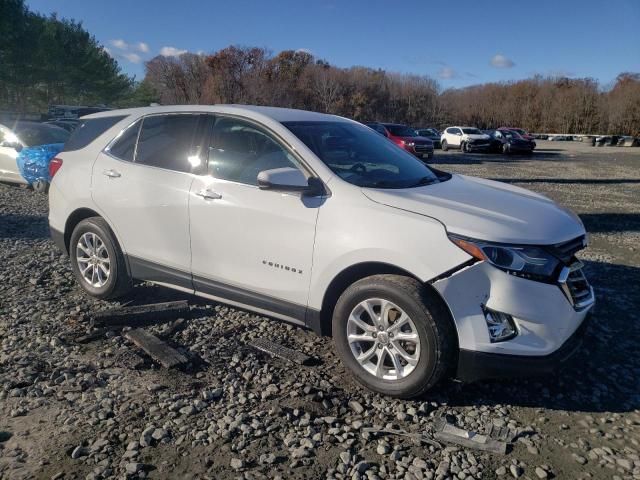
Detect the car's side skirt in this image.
<box><xmin>126</xmin><ymin>255</ymin><xmax>320</xmax><ymax>332</ymax></box>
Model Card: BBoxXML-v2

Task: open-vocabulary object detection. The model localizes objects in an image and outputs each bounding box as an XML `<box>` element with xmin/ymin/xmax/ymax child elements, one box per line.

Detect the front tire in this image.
<box><xmin>332</xmin><ymin>275</ymin><xmax>456</xmax><ymax>398</ymax></box>
<box><xmin>441</xmin><ymin>140</ymin><xmax>448</xmax><ymax>151</ymax></box>
<box><xmin>69</xmin><ymin>217</ymin><xmax>132</xmax><ymax>300</ymax></box>
<box><xmin>502</xmin><ymin>143</ymin><xmax>510</xmax><ymax>154</ymax></box>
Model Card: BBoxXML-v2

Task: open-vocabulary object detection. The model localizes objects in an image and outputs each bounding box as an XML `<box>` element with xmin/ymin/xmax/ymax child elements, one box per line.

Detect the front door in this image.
<box><xmin>448</xmin><ymin>128</ymin><xmax>462</xmax><ymax>147</ymax></box>
<box><xmin>189</xmin><ymin>115</ymin><xmax>321</xmax><ymax>324</ymax></box>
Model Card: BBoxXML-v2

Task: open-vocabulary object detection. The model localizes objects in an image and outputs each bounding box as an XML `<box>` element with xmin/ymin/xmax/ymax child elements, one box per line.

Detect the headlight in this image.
<box><xmin>5</xmin><ymin>131</ymin><xmax>19</xmax><ymax>143</ymax></box>
<box><xmin>449</xmin><ymin>235</ymin><xmax>561</xmax><ymax>281</ymax></box>
<box><xmin>402</xmin><ymin>141</ymin><xmax>415</xmax><ymax>147</ymax></box>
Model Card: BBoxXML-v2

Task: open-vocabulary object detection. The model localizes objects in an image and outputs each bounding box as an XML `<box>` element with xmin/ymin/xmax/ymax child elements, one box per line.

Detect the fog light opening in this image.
<box><xmin>482</xmin><ymin>306</ymin><xmax>518</xmax><ymax>342</ymax></box>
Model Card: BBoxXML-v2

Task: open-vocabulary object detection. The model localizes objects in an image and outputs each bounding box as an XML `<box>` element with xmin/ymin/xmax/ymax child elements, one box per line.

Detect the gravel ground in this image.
<box><xmin>1</xmin><ymin>141</ymin><xmax>639</xmax><ymax>480</ymax></box>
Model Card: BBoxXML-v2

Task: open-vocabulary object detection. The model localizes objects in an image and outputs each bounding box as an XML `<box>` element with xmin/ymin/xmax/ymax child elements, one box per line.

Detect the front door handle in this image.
<box><xmin>196</xmin><ymin>189</ymin><xmax>222</xmax><ymax>200</ymax></box>
<box><xmin>103</xmin><ymin>169</ymin><xmax>121</xmax><ymax>178</ymax></box>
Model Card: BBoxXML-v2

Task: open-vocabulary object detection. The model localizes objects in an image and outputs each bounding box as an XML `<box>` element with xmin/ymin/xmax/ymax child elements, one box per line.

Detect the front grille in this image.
<box><xmin>559</xmin><ymin>263</ymin><xmax>594</xmax><ymax>311</ymax></box>
<box><xmin>414</xmin><ymin>144</ymin><xmax>432</xmax><ymax>152</ymax></box>
<box><xmin>550</xmin><ymin>235</ymin><xmax>586</xmax><ymax>263</ymax></box>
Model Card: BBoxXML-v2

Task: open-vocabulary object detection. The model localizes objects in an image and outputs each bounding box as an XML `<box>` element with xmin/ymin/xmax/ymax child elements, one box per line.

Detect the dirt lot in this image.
<box><xmin>1</xmin><ymin>141</ymin><xmax>639</xmax><ymax>480</ymax></box>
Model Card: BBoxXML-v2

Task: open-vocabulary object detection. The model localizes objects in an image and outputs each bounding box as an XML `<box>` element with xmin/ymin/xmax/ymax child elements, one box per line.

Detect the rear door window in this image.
<box><xmin>107</xmin><ymin>120</ymin><xmax>141</xmax><ymax>162</ymax></box>
<box><xmin>135</xmin><ymin>114</ymin><xmax>200</xmax><ymax>173</ymax></box>
<box><xmin>63</xmin><ymin>115</ymin><xmax>127</xmax><ymax>152</ymax></box>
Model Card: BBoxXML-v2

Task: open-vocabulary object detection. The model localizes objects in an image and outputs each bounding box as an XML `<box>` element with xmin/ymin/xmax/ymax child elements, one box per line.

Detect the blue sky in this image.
<box><xmin>28</xmin><ymin>0</ymin><xmax>639</xmax><ymax>89</ymax></box>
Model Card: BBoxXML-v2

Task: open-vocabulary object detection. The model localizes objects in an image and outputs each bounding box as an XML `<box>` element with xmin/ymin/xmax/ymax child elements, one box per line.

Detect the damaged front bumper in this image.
<box><xmin>432</xmin><ymin>261</ymin><xmax>594</xmax><ymax>382</ymax></box>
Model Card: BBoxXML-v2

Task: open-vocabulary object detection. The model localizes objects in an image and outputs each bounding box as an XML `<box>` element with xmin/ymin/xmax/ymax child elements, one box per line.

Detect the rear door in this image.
<box><xmin>92</xmin><ymin>113</ymin><xmax>207</xmax><ymax>287</ymax></box>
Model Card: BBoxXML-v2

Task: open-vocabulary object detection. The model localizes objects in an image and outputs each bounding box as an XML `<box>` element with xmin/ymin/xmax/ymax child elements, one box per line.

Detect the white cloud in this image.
<box><xmin>490</xmin><ymin>54</ymin><xmax>515</xmax><ymax>68</ymax></box>
<box><xmin>437</xmin><ymin>66</ymin><xmax>457</xmax><ymax>80</ymax></box>
<box><xmin>547</xmin><ymin>69</ymin><xmax>574</xmax><ymax>78</ymax></box>
<box><xmin>160</xmin><ymin>46</ymin><xmax>188</xmax><ymax>57</ymax></box>
<box><xmin>105</xmin><ymin>40</ymin><xmax>147</xmax><ymax>63</ymax></box>
<box><xmin>110</xmin><ymin>39</ymin><xmax>128</xmax><ymax>50</ymax></box>
<box><xmin>122</xmin><ymin>52</ymin><xmax>142</xmax><ymax>64</ymax></box>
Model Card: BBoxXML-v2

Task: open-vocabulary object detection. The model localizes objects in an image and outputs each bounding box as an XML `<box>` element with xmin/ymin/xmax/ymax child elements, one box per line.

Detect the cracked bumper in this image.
<box><xmin>432</xmin><ymin>261</ymin><xmax>593</xmax><ymax>381</ymax></box>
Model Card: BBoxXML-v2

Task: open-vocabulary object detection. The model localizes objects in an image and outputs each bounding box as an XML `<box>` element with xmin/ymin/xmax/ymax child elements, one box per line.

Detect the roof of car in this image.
<box><xmin>1</xmin><ymin>120</ymin><xmax>68</xmax><ymax>132</ymax></box>
<box><xmin>81</xmin><ymin>105</ymin><xmax>349</xmax><ymax>124</ymax></box>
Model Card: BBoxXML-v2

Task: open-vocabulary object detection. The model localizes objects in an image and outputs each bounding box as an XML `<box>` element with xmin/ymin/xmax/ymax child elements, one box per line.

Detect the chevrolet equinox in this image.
<box><xmin>49</xmin><ymin>106</ymin><xmax>594</xmax><ymax>398</ymax></box>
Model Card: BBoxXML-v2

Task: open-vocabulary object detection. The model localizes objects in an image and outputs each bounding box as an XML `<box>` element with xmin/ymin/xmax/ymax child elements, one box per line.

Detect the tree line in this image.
<box><xmin>1</xmin><ymin>0</ymin><xmax>638</xmax><ymax>135</ymax></box>
<box><xmin>142</xmin><ymin>46</ymin><xmax>639</xmax><ymax>135</ymax></box>
<box><xmin>0</xmin><ymin>0</ymin><xmax>132</xmax><ymax>112</ymax></box>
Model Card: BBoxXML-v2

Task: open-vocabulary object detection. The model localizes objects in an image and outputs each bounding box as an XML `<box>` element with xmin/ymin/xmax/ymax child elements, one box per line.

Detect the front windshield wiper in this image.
<box><xmin>368</xmin><ymin>180</ymin><xmax>397</xmax><ymax>188</ymax></box>
<box><xmin>409</xmin><ymin>176</ymin><xmax>438</xmax><ymax>187</ymax></box>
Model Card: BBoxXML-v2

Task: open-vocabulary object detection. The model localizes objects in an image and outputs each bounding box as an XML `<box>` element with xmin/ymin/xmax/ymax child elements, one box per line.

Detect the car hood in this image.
<box><xmin>362</xmin><ymin>174</ymin><xmax>585</xmax><ymax>245</ymax></box>
<box><xmin>464</xmin><ymin>134</ymin><xmax>490</xmax><ymax>140</ymax></box>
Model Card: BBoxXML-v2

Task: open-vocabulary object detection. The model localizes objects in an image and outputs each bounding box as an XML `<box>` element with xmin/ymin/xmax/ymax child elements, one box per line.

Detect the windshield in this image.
<box><xmin>513</xmin><ymin>128</ymin><xmax>526</xmax><ymax>135</ymax></box>
<box><xmin>461</xmin><ymin>128</ymin><xmax>483</xmax><ymax>135</ymax></box>
<box><xmin>283</xmin><ymin>121</ymin><xmax>439</xmax><ymax>189</ymax></box>
<box><xmin>385</xmin><ymin>124</ymin><xmax>418</xmax><ymax>137</ymax></box>
<box><xmin>14</xmin><ymin>123</ymin><xmax>70</xmax><ymax>146</ymax></box>
<box><xmin>418</xmin><ymin>128</ymin><xmax>439</xmax><ymax>136</ymax></box>
<box><xmin>503</xmin><ymin>129</ymin><xmax>523</xmax><ymax>139</ymax></box>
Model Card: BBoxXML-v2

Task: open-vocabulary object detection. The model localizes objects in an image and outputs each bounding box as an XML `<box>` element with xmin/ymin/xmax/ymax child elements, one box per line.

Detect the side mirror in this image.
<box><xmin>257</xmin><ymin>167</ymin><xmax>325</xmax><ymax>196</ymax></box>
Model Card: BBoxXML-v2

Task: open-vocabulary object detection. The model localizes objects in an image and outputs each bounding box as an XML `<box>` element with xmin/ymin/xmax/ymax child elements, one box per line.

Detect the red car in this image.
<box><xmin>365</xmin><ymin>122</ymin><xmax>434</xmax><ymax>160</ymax></box>
<box><xmin>499</xmin><ymin>127</ymin><xmax>536</xmax><ymax>144</ymax></box>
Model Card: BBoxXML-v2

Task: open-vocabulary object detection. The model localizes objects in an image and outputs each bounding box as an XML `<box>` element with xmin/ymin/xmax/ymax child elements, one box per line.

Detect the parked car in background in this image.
<box><xmin>45</xmin><ymin>119</ymin><xmax>80</xmax><ymax>132</ymax></box>
<box><xmin>498</xmin><ymin>128</ymin><xmax>536</xmax><ymax>150</ymax></box>
<box><xmin>49</xmin><ymin>105</ymin><xmax>594</xmax><ymax>398</ymax></box>
<box><xmin>365</xmin><ymin>122</ymin><xmax>434</xmax><ymax>160</ymax></box>
<box><xmin>484</xmin><ymin>129</ymin><xmax>535</xmax><ymax>154</ymax></box>
<box><xmin>48</xmin><ymin>105</ymin><xmax>112</xmax><ymax>120</ymax></box>
<box><xmin>499</xmin><ymin>127</ymin><xmax>535</xmax><ymax>142</ymax></box>
<box><xmin>440</xmin><ymin>126</ymin><xmax>491</xmax><ymax>152</ymax></box>
<box><xmin>414</xmin><ymin>128</ymin><xmax>441</xmax><ymax>148</ymax></box>
<box><xmin>0</xmin><ymin>121</ymin><xmax>69</xmax><ymax>186</ymax></box>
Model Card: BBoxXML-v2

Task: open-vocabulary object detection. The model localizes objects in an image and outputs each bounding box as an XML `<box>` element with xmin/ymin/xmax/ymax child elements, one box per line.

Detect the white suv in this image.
<box><xmin>441</xmin><ymin>126</ymin><xmax>491</xmax><ymax>152</ymax></box>
<box><xmin>49</xmin><ymin>106</ymin><xmax>594</xmax><ymax>398</ymax></box>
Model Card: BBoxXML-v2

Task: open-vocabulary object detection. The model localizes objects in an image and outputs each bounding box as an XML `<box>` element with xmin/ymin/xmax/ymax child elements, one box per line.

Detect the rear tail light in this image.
<box><xmin>49</xmin><ymin>157</ymin><xmax>63</xmax><ymax>179</ymax></box>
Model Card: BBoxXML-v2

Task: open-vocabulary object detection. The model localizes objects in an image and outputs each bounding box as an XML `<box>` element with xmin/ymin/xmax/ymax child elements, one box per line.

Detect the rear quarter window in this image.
<box><xmin>62</xmin><ymin>115</ymin><xmax>127</xmax><ymax>152</ymax></box>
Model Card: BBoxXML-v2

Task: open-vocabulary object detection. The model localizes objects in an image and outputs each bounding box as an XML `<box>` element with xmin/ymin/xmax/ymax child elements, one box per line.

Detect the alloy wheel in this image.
<box><xmin>346</xmin><ymin>298</ymin><xmax>421</xmax><ymax>380</ymax></box>
<box><xmin>76</xmin><ymin>232</ymin><xmax>110</xmax><ymax>288</ymax></box>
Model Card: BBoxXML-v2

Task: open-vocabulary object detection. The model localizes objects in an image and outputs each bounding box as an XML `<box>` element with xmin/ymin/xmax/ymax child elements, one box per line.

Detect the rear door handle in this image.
<box><xmin>196</xmin><ymin>189</ymin><xmax>222</xmax><ymax>200</ymax></box>
<box><xmin>103</xmin><ymin>169</ymin><xmax>121</xmax><ymax>178</ymax></box>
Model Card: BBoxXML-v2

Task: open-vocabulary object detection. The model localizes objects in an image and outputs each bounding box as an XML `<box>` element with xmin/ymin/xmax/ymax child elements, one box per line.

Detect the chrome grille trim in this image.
<box><xmin>414</xmin><ymin>144</ymin><xmax>432</xmax><ymax>152</ymax></box>
<box><xmin>558</xmin><ymin>262</ymin><xmax>594</xmax><ymax>311</ymax></box>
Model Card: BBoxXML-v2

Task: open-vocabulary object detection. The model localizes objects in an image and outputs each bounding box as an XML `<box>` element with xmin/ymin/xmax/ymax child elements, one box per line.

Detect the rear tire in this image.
<box><xmin>441</xmin><ymin>140</ymin><xmax>448</xmax><ymax>151</ymax></box>
<box><xmin>69</xmin><ymin>217</ymin><xmax>132</xmax><ymax>300</ymax></box>
<box><xmin>332</xmin><ymin>275</ymin><xmax>456</xmax><ymax>398</ymax></box>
